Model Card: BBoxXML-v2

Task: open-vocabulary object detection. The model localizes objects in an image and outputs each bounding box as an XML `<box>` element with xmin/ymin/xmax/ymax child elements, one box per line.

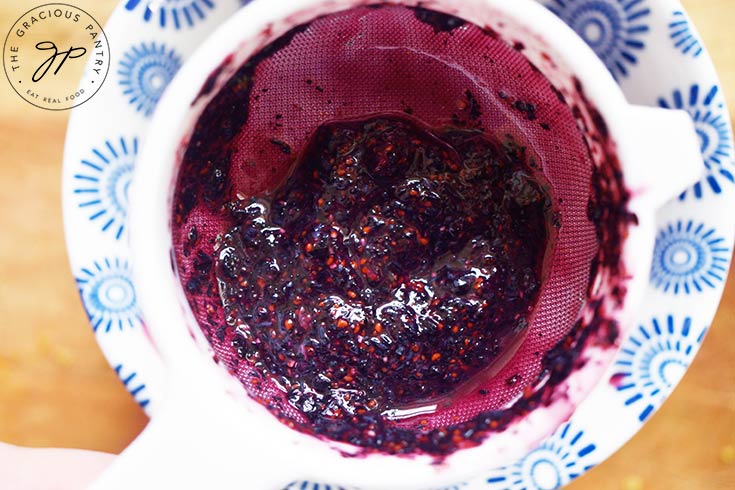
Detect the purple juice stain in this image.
<box><xmin>214</xmin><ymin>115</ymin><xmax>553</xmax><ymax>423</ymax></box>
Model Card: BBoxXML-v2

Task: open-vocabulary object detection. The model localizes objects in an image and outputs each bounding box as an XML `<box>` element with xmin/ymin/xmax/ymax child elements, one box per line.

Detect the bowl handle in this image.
<box><xmin>87</xmin><ymin>374</ymin><xmax>295</xmax><ymax>490</ymax></box>
<box><xmin>619</xmin><ymin>105</ymin><xmax>703</xmax><ymax>210</ymax></box>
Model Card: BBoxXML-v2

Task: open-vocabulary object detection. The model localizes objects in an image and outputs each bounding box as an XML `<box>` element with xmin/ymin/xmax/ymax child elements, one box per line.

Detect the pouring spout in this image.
<box><xmin>618</xmin><ymin>105</ymin><xmax>703</xmax><ymax>212</ymax></box>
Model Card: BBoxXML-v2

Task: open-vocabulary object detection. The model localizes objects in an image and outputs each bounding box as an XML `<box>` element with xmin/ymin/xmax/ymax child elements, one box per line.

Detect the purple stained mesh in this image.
<box><xmin>171</xmin><ymin>4</ymin><xmax>627</xmax><ymax>455</ymax></box>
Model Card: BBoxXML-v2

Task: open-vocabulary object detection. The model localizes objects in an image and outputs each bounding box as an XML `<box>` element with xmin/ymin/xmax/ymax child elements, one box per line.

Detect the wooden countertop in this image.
<box><xmin>0</xmin><ymin>1</ymin><xmax>732</xmax><ymax>488</ymax></box>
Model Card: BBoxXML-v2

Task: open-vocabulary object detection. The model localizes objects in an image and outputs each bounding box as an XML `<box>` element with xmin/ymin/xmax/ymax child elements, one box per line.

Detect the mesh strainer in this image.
<box><xmin>92</xmin><ymin>0</ymin><xmax>701</xmax><ymax>488</ymax></box>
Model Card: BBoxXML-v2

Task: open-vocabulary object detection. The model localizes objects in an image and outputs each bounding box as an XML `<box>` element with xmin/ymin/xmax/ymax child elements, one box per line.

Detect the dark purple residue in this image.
<box><xmin>172</xmin><ymin>5</ymin><xmax>634</xmax><ymax>458</ymax></box>
<box><xmin>412</xmin><ymin>6</ymin><xmax>466</xmax><ymax>33</ymax></box>
<box><xmin>193</xmin><ymin>54</ymin><xmax>233</xmax><ymax>105</ymax></box>
<box><xmin>215</xmin><ymin>115</ymin><xmax>553</xmax><ymax>431</ymax></box>
<box><xmin>178</xmin><ymin>43</ymin><xmax>298</xmax><ymax>223</ymax></box>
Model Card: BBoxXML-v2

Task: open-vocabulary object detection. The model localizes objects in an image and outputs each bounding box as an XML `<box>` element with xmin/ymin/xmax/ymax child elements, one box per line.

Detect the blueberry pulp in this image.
<box><xmin>215</xmin><ymin>115</ymin><xmax>554</xmax><ymax>423</ymax></box>
<box><xmin>172</xmin><ymin>3</ymin><xmax>635</xmax><ymax>457</ymax></box>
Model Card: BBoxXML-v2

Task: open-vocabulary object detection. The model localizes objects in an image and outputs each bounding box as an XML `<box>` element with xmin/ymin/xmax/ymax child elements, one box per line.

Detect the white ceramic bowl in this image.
<box><xmin>91</xmin><ymin>0</ymin><xmax>701</xmax><ymax>488</ymax></box>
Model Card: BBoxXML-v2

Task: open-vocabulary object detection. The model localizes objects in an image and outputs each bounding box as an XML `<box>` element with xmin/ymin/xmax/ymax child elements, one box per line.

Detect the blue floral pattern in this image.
<box><xmin>76</xmin><ymin>258</ymin><xmax>141</xmax><ymax>333</ymax></box>
<box><xmin>612</xmin><ymin>315</ymin><xmax>705</xmax><ymax>422</ymax></box>
<box><xmin>123</xmin><ymin>0</ymin><xmax>216</xmax><ymax>29</ymax></box>
<box><xmin>284</xmin><ymin>483</ymin><xmax>352</xmax><ymax>490</ymax></box>
<box><xmin>544</xmin><ymin>0</ymin><xmax>651</xmax><ymax>79</ymax></box>
<box><xmin>658</xmin><ymin>84</ymin><xmax>735</xmax><ymax>199</ymax></box>
<box><xmin>73</xmin><ymin>137</ymin><xmax>137</xmax><ymax>240</ymax></box>
<box><xmin>119</xmin><ymin>42</ymin><xmax>182</xmax><ymax>117</ymax></box>
<box><xmin>650</xmin><ymin>220</ymin><xmax>729</xmax><ymax>295</ymax></box>
<box><xmin>668</xmin><ymin>11</ymin><xmax>703</xmax><ymax>58</ymax></box>
<box><xmin>115</xmin><ymin>364</ymin><xmax>151</xmax><ymax>408</ymax></box>
<box><xmin>485</xmin><ymin>422</ymin><xmax>598</xmax><ymax>490</ymax></box>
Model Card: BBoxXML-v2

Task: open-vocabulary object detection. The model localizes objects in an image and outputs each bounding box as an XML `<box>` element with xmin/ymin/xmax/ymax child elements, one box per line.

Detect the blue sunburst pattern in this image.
<box><xmin>284</xmin><ymin>483</ymin><xmax>352</xmax><ymax>490</ymax></box>
<box><xmin>658</xmin><ymin>84</ymin><xmax>735</xmax><ymax>200</ymax></box>
<box><xmin>76</xmin><ymin>258</ymin><xmax>141</xmax><ymax>333</ymax></box>
<box><xmin>484</xmin><ymin>422</ymin><xmax>598</xmax><ymax>490</ymax></box>
<box><xmin>119</xmin><ymin>42</ymin><xmax>182</xmax><ymax>117</ymax></box>
<box><xmin>115</xmin><ymin>364</ymin><xmax>151</xmax><ymax>408</ymax></box>
<box><xmin>668</xmin><ymin>11</ymin><xmax>703</xmax><ymax>58</ymax></box>
<box><xmin>612</xmin><ymin>315</ymin><xmax>705</xmax><ymax>422</ymax></box>
<box><xmin>650</xmin><ymin>220</ymin><xmax>729</xmax><ymax>295</ymax></box>
<box><xmin>544</xmin><ymin>0</ymin><xmax>651</xmax><ymax>79</ymax></box>
<box><xmin>287</xmin><ymin>476</ymin><xmax>469</xmax><ymax>489</ymax></box>
<box><xmin>73</xmin><ymin>136</ymin><xmax>137</xmax><ymax>240</ymax></box>
<box><xmin>123</xmin><ymin>0</ymin><xmax>216</xmax><ymax>29</ymax></box>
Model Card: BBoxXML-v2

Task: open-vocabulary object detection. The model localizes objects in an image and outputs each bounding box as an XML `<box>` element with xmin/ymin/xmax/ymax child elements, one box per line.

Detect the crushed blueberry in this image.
<box><xmin>215</xmin><ymin>114</ymin><xmax>554</xmax><ymax>427</ymax></box>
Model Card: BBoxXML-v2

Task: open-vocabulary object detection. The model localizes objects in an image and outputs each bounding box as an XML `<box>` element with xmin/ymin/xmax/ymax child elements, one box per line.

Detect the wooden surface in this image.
<box><xmin>0</xmin><ymin>1</ymin><xmax>733</xmax><ymax>488</ymax></box>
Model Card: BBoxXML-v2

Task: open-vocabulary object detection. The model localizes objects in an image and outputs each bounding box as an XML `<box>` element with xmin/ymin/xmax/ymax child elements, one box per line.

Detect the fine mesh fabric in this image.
<box><xmin>174</xmin><ymin>5</ymin><xmax>599</xmax><ymax>430</ymax></box>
